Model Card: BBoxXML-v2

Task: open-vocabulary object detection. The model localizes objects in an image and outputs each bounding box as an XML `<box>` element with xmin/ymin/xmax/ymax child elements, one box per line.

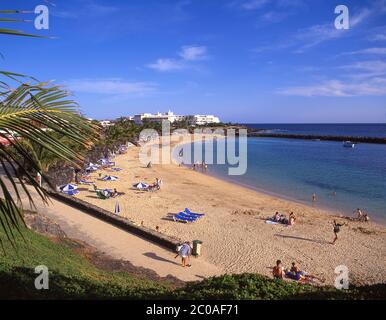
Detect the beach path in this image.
<box><xmin>43</xmin><ymin>198</ymin><xmax>222</xmax><ymax>281</ymax></box>
<box><xmin>10</xmin><ymin>183</ymin><xmax>223</xmax><ymax>282</ymax></box>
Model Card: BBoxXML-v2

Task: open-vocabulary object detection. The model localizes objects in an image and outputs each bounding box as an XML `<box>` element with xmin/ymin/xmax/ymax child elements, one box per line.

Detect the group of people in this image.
<box><xmin>192</xmin><ymin>161</ymin><xmax>208</xmax><ymax>172</ymax></box>
<box><xmin>353</xmin><ymin>208</ymin><xmax>370</xmax><ymax>222</ymax></box>
<box><xmin>273</xmin><ymin>260</ymin><xmax>325</xmax><ymax>284</ymax></box>
<box><xmin>147</xmin><ymin>178</ymin><xmax>163</xmax><ymax>192</ymax></box>
<box><xmin>272</xmin><ymin>211</ymin><xmax>297</xmax><ymax>226</ymax></box>
<box><xmin>94</xmin><ymin>185</ymin><xmax>122</xmax><ymax>198</ymax></box>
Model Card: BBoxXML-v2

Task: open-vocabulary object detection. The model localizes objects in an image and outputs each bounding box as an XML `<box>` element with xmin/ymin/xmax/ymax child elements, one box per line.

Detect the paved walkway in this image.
<box><xmin>23</xmin><ymin>191</ymin><xmax>223</xmax><ymax>282</ymax></box>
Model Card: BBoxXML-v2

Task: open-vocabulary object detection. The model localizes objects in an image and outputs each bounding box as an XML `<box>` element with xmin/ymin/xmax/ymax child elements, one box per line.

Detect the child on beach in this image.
<box><xmin>332</xmin><ymin>220</ymin><xmax>346</xmax><ymax>245</ymax></box>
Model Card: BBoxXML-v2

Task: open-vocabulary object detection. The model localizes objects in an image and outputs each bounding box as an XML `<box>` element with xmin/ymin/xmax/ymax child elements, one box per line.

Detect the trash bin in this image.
<box><xmin>192</xmin><ymin>240</ymin><xmax>203</xmax><ymax>257</ymax></box>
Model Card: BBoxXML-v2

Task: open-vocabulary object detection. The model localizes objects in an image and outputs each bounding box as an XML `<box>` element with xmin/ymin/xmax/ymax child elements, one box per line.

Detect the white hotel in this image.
<box><xmin>133</xmin><ymin>110</ymin><xmax>221</xmax><ymax>126</ymax></box>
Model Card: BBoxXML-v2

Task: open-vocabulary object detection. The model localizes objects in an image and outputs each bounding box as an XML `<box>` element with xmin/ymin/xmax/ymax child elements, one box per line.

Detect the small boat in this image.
<box><xmin>343</xmin><ymin>141</ymin><xmax>356</xmax><ymax>148</ymax></box>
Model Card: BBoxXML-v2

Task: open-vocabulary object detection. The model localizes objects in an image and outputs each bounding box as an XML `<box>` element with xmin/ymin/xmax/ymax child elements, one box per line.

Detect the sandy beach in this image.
<box><xmin>75</xmin><ymin>135</ymin><xmax>386</xmax><ymax>286</ymax></box>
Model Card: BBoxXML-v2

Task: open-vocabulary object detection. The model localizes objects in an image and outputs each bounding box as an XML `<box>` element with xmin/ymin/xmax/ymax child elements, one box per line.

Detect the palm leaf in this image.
<box><xmin>0</xmin><ymin>77</ymin><xmax>100</xmax><ymax>246</ymax></box>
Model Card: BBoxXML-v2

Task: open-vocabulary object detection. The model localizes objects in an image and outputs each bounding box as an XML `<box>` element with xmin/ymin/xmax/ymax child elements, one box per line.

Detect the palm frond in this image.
<box><xmin>0</xmin><ymin>76</ymin><xmax>100</xmax><ymax>246</ymax></box>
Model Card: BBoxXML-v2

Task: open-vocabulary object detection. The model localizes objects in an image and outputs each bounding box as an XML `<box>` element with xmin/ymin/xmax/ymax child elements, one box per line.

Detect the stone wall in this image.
<box><xmin>47</xmin><ymin>191</ymin><xmax>180</xmax><ymax>252</ymax></box>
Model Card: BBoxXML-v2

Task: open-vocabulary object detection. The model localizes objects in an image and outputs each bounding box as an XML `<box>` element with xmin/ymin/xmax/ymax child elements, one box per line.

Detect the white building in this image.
<box><xmin>187</xmin><ymin>115</ymin><xmax>221</xmax><ymax>126</ymax></box>
<box><xmin>134</xmin><ymin>110</ymin><xmax>185</xmax><ymax>125</ymax></box>
<box><xmin>133</xmin><ymin>110</ymin><xmax>221</xmax><ymax>126</ymax></box>
<box><xmin>99</xmin><ymin>120</ymin><xmax>114</xmax><ymax>127</ymax></box>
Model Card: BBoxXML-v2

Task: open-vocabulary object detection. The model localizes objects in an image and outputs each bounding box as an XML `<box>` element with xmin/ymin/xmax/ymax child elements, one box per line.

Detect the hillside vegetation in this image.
<box><xmin>0</xmin><ymin>226</ymin><xmax>385</xmax><ymax>300</ymax></box>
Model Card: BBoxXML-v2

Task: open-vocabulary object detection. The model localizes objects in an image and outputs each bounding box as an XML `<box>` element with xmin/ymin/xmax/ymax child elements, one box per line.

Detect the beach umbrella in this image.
<box><xmin>85</xmin><ymin>165</ymin><xmax>98</xmax><ymax>171</ymax></box>
<box><xmin>98</xmin><ymin>158</ymin><xmax>108</xmax><ymax>165</ymax></box>
<box><xmin>88</xmin><ymin>162</ymin><xmax>100</xmax><ymax>167</ymax></box>
<box><xmin>133</xmin><ymin>182</ymin><xmax>149</xmax><ymax>190</ymax></box>
<box><xmin>102</xmin><ymin>175</ymin><xmax>119</xmax><ymax>181</ymax></box>
<box><xmin>60</xmin><ymin>184</ymin><xmax>78</xmax><ymax>192</ymax></box>
<box><xmin>114</xmin><ymin>202</ymin><xmax>121</xmax><ymax>215</ymax></box>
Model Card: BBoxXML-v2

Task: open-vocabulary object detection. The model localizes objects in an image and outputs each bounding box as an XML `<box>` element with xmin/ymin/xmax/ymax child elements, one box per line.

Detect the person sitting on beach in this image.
<box><xmin>155</xmin><ymin>178</ymin><xmax>163</xmax><ymax>190</ymax></box>
<box><xmin>362</xmin><ymin>213</ymin><xmax>370</xmax><ymax>222</ymax></box>
<box><xmin>288</xmin><ymin>212</ymin><xmax>297</xmax><ymax>226</ymax></box>
<box><xmin>273</xmin><ymin>212</ymin><xmax>281</xmax><ymax>222</ymax></box>
<box><xmin>110</xmin><ymin>188</ymin><xmax>123</xmax><ymax>198</ymax></box>
<box><xmin>273</xmin><ymin>260</ymin><xmax>285</xmax><ymax>279</ymax></box>
<box><xmin>279</xmin><ymin>214</ymin><xmax>288</xmax><ymax>225</ymax></box>
<box><xmin>354</xmin><ymin>208</ymin><xmax>363</xmax><ymax>221</ymax></box>
<box><xmin>286</xmin><ymin>262</ymin><xmax>325</xmax><ymax>283</ymax></box>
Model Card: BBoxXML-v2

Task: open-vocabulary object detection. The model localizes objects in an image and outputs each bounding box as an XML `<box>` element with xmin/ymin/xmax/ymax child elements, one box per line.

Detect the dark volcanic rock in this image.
<box><xmin>24</xmin><ymin>211</ymin><xmax>67</xmax><ymax>238</ymax></box>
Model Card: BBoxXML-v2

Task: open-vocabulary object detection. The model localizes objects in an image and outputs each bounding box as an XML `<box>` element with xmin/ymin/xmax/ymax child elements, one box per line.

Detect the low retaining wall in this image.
<box><xmin>47</xmin><ymin>191</ymin><xmax>180</xmax><ymax>252</ymax></box>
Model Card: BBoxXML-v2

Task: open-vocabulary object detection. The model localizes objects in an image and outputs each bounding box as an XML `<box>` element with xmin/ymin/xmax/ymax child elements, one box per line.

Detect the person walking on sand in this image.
<box><xmin>332</xmin><ymin>220</ymin><xmax>345</xmax><ymax>245</ymax></box>
<box><xmin>312</xmin><ymin>193</ymin><xmax>317</xmax><ymax>203</ymax></box>
<box><xmin>177</xmin><ymin>242</ymin><xmax>192</xmax><ymax>268</ymax></box>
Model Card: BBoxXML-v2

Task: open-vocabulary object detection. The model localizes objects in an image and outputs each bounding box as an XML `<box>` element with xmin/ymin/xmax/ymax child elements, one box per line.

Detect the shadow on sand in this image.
<box><xmin>143</xmin><ymin>252</ymin><xmax>181</xmax><ymax>266</ymax></box>
<box><xmin>275</xmin><ymin>234</ymin><xmax>329</xmax><ymax>245</ymax></box>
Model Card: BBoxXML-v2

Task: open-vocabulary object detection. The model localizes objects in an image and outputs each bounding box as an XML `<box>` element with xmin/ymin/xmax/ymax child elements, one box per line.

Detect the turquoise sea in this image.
<box><xmin>180</xmin><ymin>124</ymin><xmax>386</xmax><ymax>224</ymax></box>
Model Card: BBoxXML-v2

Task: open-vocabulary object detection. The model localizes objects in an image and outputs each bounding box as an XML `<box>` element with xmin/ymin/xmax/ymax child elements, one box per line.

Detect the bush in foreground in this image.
<box><xmin>0</xmin><ymin>227</ymin><xmax>385</xmax><ymax>300</ymax></box>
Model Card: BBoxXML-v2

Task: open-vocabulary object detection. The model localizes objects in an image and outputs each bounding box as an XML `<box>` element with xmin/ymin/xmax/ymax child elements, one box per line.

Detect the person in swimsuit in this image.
<box><xmin>288</xmin><ymin>212</ymin><xmax>297</xmax><ymax>226</ymax></box>
<box><xmin>332</xmin><ymin>220</ymin><xmax>345</xmax><ymax>245</ymax></box>
<box><xmin>288</xmin><ymin>262</ymin><xmax>325</xmax><ymax>283</ymax></box>
<box><xmin>273</xmin><ymin>260</ymin><xmax>285</xmax><ymax>279</ymax></box>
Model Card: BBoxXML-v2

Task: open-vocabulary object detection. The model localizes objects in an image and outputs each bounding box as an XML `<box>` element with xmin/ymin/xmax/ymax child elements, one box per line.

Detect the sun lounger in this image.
<box><xmin>80</xmin><ymin>179</ymin><xmax>94</xmax><ymax>185</ymax></box>
<box><xmin>173</xmin><ymin>213</ymin><xmax>199</xmax><ymax>223</ymax></box>
<box><xmin>96</xmin><ymin>190</ymin><xmax>110</xmax><ymax>200</ymax></box>
<box><xmin>184</xmin><ymin>208</ymin><xmax>205</xmax><ymax>217</ymax></box>
<box><xmin>63</xmin><ymin>190</ymin><xmax>79</xmax><ymax>196</ymax></box>
<box><xmin>178</xmin><ymin>212</ymin><xmax>204</xmax><ymax>221</ymax></box>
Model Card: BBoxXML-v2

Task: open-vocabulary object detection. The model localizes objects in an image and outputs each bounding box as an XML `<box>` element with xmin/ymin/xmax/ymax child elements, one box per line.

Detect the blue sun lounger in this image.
<box><xmin>63</xmin><ymin>190</ymin><xmax>79</xmax><ymax>196</ymax></box>
<box><xmin>184</xmin><ymin>208</ymin><xmax>205</xmax><ymax>217</ymax></box>
<box><xmin>79</xmin><ymin>179</ymin><xmax>94</xmax><ymax>185</ymax></box>
<box><xmin>173</xmin><ymin>213</ymin><xmax>199</xmax><ymax>223</ymax></box>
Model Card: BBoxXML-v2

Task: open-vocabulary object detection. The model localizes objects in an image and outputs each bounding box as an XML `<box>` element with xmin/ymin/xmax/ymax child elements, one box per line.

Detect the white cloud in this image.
<box><xmin>341</xmin><ymin>60</ymin><xmax>386</xmax><ymax>78</ymax></box>
<box><xmin>343</xmin><ymin>47</ymin><xmax>386</xmax><ymax>55</ymax></box>
<box><xmin>278</xmin><ymin>59</ymin><xmax>386</xmax><ymax>97</ymax></box>
<box><xmin>64</xmin><ymin>79</ymin><xmax>157</xmax><ymax>95</ymax></box>
<box><xmin>371</xmin><ymin>33</ymin><xmax>386</xmax><ymax>41</ymax></box>
<box><xmin>147</xmin><ymin>59</ymin><xmax>185</xmax><ymax>72</ymax></box>
<box><xmin>241</xmin><ymin>0</ymin><xmax>269</xmax><ymax>10</ymax></box>
<box><xmin>179</xmin><ymin>46</ymin><xmax>208</xmax><ymax>61</ymax></box>
<box><xmin>147</xmin><ymin>45</ymin><xmax>208</xmax><ymax>72</ymax></box>
<box><xmin>277</xmin><ymin>78</ymin><xmax>386</xmax><ymax>97</ymax></box>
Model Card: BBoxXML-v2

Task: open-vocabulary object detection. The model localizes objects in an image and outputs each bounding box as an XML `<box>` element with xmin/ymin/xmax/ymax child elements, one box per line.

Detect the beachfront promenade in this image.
<box><xmin>11</xmin><ymin>182</ymin><xmax>223</xmax><ymax>282</ymax></box>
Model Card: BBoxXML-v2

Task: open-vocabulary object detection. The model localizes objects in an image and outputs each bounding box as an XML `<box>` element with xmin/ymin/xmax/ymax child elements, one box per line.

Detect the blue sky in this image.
<box><xmin>1</xmin><ymin>0</ymin><xmax>386</xmax><ymax>122</ymax></box>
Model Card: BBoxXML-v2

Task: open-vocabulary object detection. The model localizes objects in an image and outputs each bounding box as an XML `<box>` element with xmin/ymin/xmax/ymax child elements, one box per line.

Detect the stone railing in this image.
<box><xmin>47</xmin><ymin>191</ymin><xmax>180</xmax><ymax>252</ymax></box>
